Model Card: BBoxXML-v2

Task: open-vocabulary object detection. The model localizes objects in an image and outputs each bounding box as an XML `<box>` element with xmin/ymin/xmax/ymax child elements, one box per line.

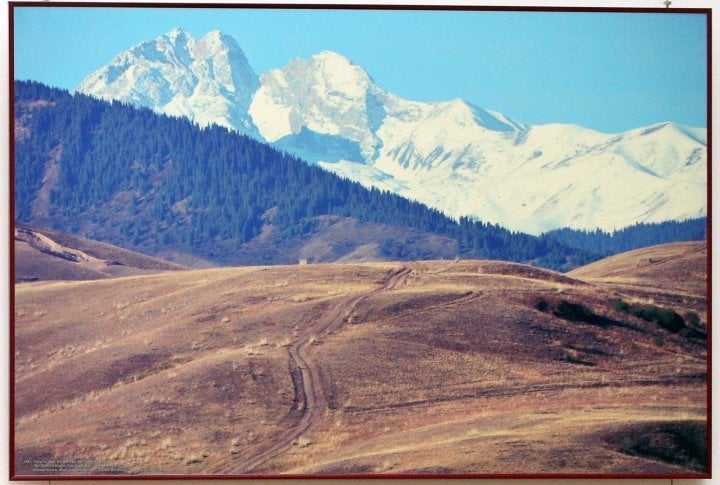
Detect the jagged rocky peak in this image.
<box><xmin>157</xmin><ymin>26</ymin><xmax>194</xmax><ymax>52</ymax></box>
<box><xmin>249</xmin><ymin>49</ymin><xmax>385</xmax><ymax>156</ymax></box>
<box><xmin>165</xmin><ymin>26</ymin><xmax>191</xmax><ymax>40</ymax></box>
<box><xmin>194</xmin><ymin>29</ymin><xmax>247</xmax><ymax>62</ymax></box>
<box><xmin>190</xmin><ymin>30</ymin><xmax>258</xmax><ymax>96</ymax></box>
<box><xmin>77</xmin><ymin>27</ymin><xmax>260</xmax><ymax>136</ymax></box>
<box><xmin>309</xmin><ymin>50</ymin><xmax>371</xmax><ymax>81</ymax></box>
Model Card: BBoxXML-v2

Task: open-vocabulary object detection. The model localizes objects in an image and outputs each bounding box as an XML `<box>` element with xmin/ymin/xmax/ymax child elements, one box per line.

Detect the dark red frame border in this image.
<box><xmin>7</xmin><ymin>2</ymin><xmax>713</xmax><ymax>481</ymax></box>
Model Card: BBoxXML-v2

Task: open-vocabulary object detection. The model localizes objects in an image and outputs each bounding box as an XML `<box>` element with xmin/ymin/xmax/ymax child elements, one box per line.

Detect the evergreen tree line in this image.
<box><xmin>13</xmin><ymin>80</ymin><xmax>705</xmax><ymax>270</ymax></box>
<box><xmin>542</xmin><ymin>218</ymin><xmax>707</xmax><ymax>257</ymax></box>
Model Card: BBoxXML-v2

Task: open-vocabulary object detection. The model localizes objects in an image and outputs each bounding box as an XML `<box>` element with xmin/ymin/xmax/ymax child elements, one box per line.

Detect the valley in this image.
<box><xmin>13</xmin><ymin>242</ymin><xmax>708</xmax><ymax>476</ymax></box>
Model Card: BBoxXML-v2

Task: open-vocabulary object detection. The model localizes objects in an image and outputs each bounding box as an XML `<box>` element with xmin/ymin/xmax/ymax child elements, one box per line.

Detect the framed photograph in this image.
<box><xmin>9</xmin><ymin>2</ymin><xmax>710</xmax><ymax>479</ymax></box>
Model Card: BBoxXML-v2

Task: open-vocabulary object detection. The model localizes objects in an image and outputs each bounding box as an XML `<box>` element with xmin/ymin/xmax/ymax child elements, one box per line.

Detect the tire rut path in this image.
<box><xmin>213</xmin><ymin>264</ymin><xmax>413</xmax><ymax>474</ymax></box>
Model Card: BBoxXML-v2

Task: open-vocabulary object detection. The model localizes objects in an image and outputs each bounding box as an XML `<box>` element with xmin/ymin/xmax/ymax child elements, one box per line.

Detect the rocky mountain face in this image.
<box><xmin>77</xmin><ymin>28</ymin><xmax>707</xmax><ymax>235</ymax></box>
<box><xmin>77</xmin><ymin>27</ymin><xmax>260</xmax><ymax>137</ymax></box>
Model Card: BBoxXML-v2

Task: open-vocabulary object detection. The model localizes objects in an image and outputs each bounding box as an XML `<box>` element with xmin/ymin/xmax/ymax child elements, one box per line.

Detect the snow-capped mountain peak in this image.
<box><xmin>248</xmin><ymin>49</ymin><xmax>383</xmax><ymax>159</ymax></box>
<box><xmin>193</xmin><ymin>29</ymin><xmax>244</xmax><ymax>60</ymax></box>
<box><xmin>78</xmin><ymin>27</ymin><xmax>260</xmax><ymax>136</ymax></box>
<box><xmin>163</xmin><ymin>26</ymin><xmax>192</xmax><ymax>44</ymax></box>
<box><xmin>309</xmin><ymin>50</ymin><xmax>372</xmax><ymax>84</ymax></box>
<box><xmin>313</xmin><ymin>49</ymin><xmax>355</xmax><ymax>65</ymax></box>
<box><xmin>77</xmin><ymin>28</ymin><xmax>707</xmax><ymax>235</ymax></box>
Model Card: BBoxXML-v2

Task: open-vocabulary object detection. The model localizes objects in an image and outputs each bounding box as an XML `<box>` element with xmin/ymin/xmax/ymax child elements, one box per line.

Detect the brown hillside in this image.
<box><xmin>203</xmin><ymin>215</ymin><xmax>459</xmax><ymax>265</ymax></box>
<box><xmin>569</xmin><ymin>241</ymin><xmax>707</xmax><ymax>297</ymax></box>
<box><xmin>15</xmin><ymin>225</ymin><xmax>186</xmax><ymax>281</ymax></box>
<box><xmin>14</xmin><ymin>256</ymin><xmax>707</xmax><ymax>476</ymax></box>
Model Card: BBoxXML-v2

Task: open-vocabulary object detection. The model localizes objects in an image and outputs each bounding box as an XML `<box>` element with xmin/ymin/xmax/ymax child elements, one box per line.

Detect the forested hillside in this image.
<box><xmin>544</xmin><ymin>218</ymin><xmax>707</xmax><ymax>257</ymax></box>
<box><xmin>13</xmin><ymin>81</ymin><xmax>705</xmax><ymax>270</ymax></box>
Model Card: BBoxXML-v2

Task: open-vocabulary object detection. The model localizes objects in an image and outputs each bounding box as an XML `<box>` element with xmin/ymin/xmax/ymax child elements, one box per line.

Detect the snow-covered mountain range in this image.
<box><xmin>77</xmin><ymin>27</ymin><xmax>707</xmax><ymax>235</ymax></box>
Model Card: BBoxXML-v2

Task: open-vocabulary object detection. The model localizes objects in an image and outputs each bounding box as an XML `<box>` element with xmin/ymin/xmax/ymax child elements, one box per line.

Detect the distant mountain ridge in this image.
<box><xmin>76</xmin><ymin>27</ymin><xmax>707</xmax><ymax>235</ymax></box>
<box><xmin>77</xmin><ymin>27</ymin><xmax>260</xmax><ymax>137</ymax></box>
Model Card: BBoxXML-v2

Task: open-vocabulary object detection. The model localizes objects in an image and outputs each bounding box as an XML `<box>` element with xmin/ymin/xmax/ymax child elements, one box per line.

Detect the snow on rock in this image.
<box><xmin>322</xmin><ymin>113</ymin><xmax>706</xmax><ymax>234</ymax></box>
<box><xmin>77</xmin><ymin>27</ymin><xmax>260</xmax><ymax>137</ymax></box>
<box><xmin>249</xmin><ymin>50</ymin><xmax>384</xmax><ymax>159</ymax></box>
<box><xmin>77</xmin><ymin>28</ymin><xmax>708</xmax><ymax>235</ymax></box>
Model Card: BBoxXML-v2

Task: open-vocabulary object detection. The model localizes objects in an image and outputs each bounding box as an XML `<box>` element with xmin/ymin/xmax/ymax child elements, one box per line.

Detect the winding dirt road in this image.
<box><xmin>212</xmin><ymin>264</ymin><xmax>413</xmax><ymax>474</ymax></box>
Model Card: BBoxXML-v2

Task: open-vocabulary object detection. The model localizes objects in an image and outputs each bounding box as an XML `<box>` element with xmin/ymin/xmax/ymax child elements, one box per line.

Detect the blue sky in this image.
<box><xmin>12</xmin><ymin>5</ymin><xmax>708</xmax><ymax>133</ymax></box>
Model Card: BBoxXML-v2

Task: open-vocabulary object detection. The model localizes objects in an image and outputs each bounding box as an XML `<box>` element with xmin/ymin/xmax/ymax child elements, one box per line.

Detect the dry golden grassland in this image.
<box><xmin>13</xmin><ymin>243</ymin><xmax>708</xmax><ymax>476</ymax></box>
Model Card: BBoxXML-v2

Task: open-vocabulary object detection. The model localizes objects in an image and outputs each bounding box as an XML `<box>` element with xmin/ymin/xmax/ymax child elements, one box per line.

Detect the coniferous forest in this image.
<box><xmin>13</xmin><ymin>81</ymin><xmax>707</xmax><ymax>271</ymax></box>
<box><xmin>542</xmin><ymin>218</ymin><xmax>707</xmax><ymax>258</ymax></box>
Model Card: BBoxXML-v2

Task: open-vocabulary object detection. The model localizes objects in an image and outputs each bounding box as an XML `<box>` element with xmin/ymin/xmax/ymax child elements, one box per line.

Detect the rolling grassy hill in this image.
<box><xmin>15</xmin><ymin>225</ymin><xmax>186</xmax><ymax>281</ymax></box>
<box><xmin>569</xmin><ymin>240</ymin><xmax>707</xmax><ymax>297</ymax></box>
<box><xmin>13</xmin><ymin>242</ymin><xmax>707</xmax><ymax>476</ymax></box>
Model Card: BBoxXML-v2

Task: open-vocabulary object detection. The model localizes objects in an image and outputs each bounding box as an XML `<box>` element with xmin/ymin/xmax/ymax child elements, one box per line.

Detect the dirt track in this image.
<box><xmin>213</xmin><ymin>265</ymin><xmax>413</xmax><ymax>474</ymax></box>
<box><xmin>14</xmin><ymin>248</ymin><xmax>707</xmax><ymax>476</ymax></box>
